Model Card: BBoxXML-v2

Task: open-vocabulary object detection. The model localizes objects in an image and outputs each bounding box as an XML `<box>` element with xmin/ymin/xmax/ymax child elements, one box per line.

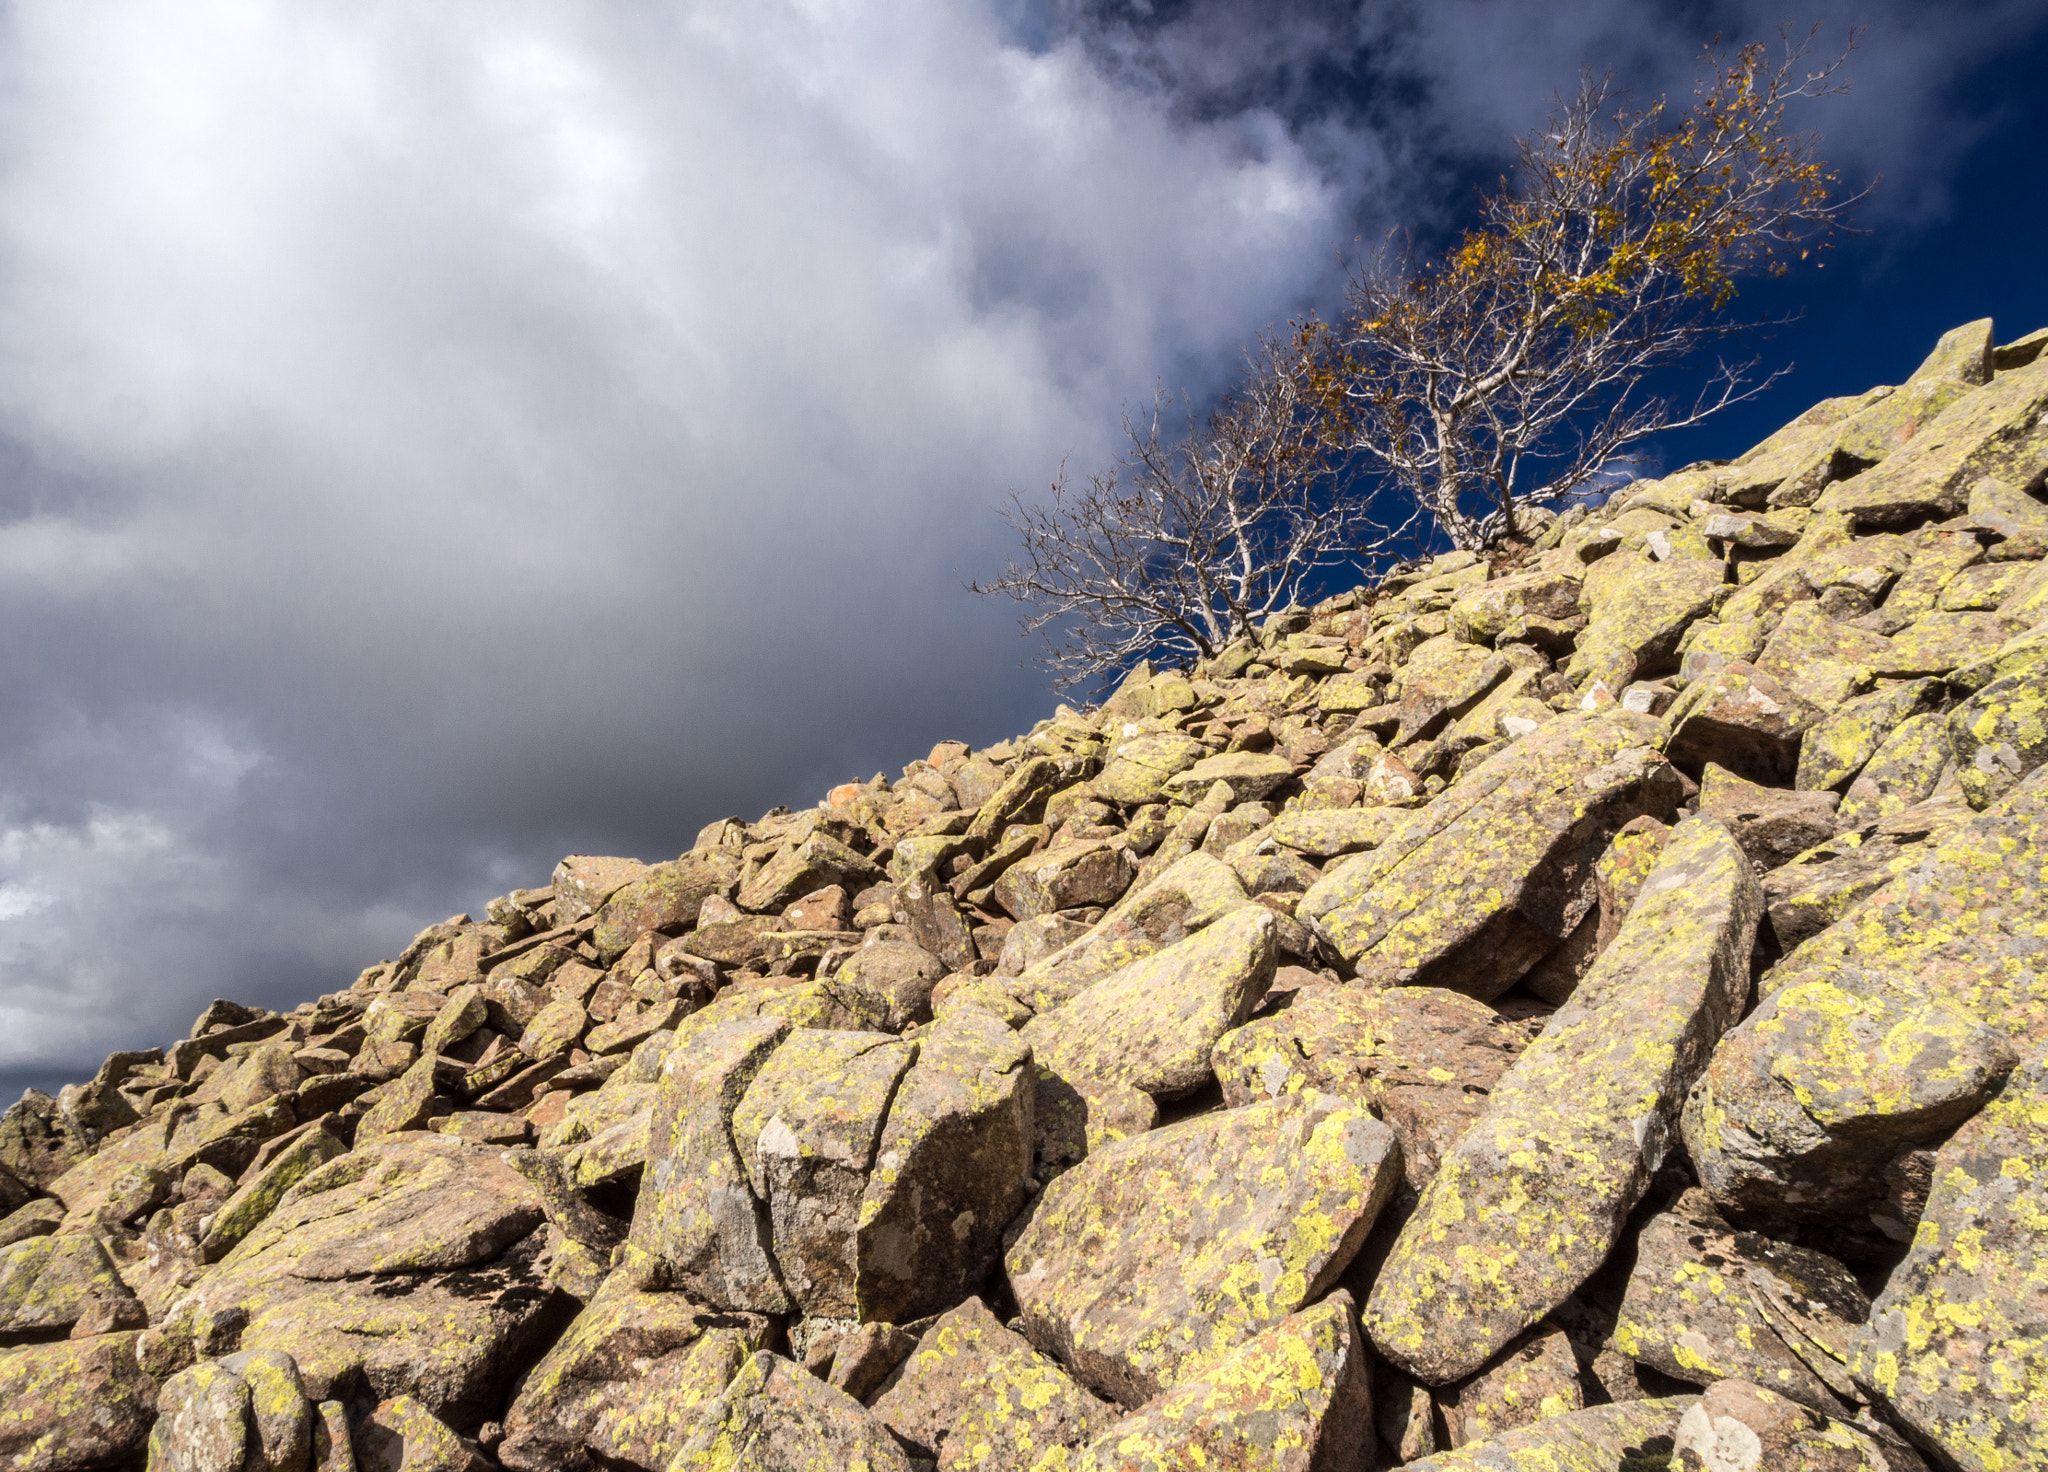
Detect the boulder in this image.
<box><xmin>1760</xmin><ymin>792</ymin><xmax>1972</xmax><ymax>955</ymax></box>
<box><xmin>1835</xmin><ymin>711</ymin><xmax>1953</xmax><ymax>828</ymax></box>
<box><xmin>1398</xmin><ymin>1398</ymin><xmax>1692</xmax><ymax>1471</ymax></box>
<box><xmin>1699</xmin><ymin>764</ymin><xmax>1841</xmax><ymax>870</ymax></box>
<box><xmin>1435</xmin><ymin>1322</ymin><xmax>1583</xmax><ymax>1451</ymax></box>
<box><xmin>1818</xmin><ymin>351</ymin><xmax>2048</xmax><ymax>527</ymax></box>
<box><xmin>870</xmin><ymin>1297</ymin><xmax>1111</xmax><ymax>1471</ymax></box>
<box><xmin>1664</xmin><ymin>658</ymin><xmax>1826</xmax><ymax>786</ymax></box>
<box><xmin>1004</xmin><ymin>851</ymin><xmax>1249</xmax><ymax>1014</ymax></box>
<box><xmin>165</xmin><ymin>1135</ymin><xmax>556</xmax><ymax>1422</ymax></box>
<box><xmin>1056</xmin><ymin>1294</ymin><xmax>1372</xmax><ymax>1472</ymax></box>
<box><xmin>1161</xmin><ymin>751</ymin><xmax>1298</xmax><ymax>803</ymax></box>
<box><xmin>0</xmin><ymin>1231</ymin><xmax>142</xmax><ymax>1337</ymax></box>
<box><xmin>1793</xmin><ymin>679</ymin><xmax>1938</xmax><ymax>794</ymax></box>
<box><xmin>0</xmin><ymin>1332</ymin><xmax>157</xmax><ymax>1471</ymax></box>
<box><xmin>1211</xmin><ymin>982</ymin><xmax>1530</xmax><ymax>1191</ymax></box>
<box><xmin>592</xmin><ymin>851</ymin><xmax>740</xmax><ymax>960</ymax></box>
<box><xmin>1092</xmin><ymin>732</ymin><xmax>1207</xmax><ymax>806</ymax></box>
<box><xmin>669</xmin><ymin>1351</ymin><xmax>911</xmax><ymax>1471</ymax></box>
<box><xmin>149</xmin><ymin>1351</ymin><xmax>314</xmax><ymax>1472</ymax></box>
<box><xmin>552</xmin><ymin>855</ymin><xmax>649</xmax><ymax>922</ymax></box>
<box><xmin>352</xmin><ymin>1396</ymin><xmax>489</xmax><ymax>1472</ymax></box>
<box><xmin>830</xmin><ymin>940</ymin><xmax>946</xmax><ymax>1032</ymax></box>
<box><xmin>1568</xmin><ymin>557</ymin><xmax>1726</xmax><ymax>690</ymax></box>
<box><xmin>1366</xmin><ymin>815</ymin><xmax>1762</xmax><ymax>1384</ymax></box>
<box><xmin>1021</xmin><ymin>904</ymin><xmax>1275</xmax><ymax>1098</ymax></box>
<box><xmin>1848</xmin><ymin>1057</ymin><xmax>2048</xmax><ymax>1469</ymax></box>
<box><xmin>1687</xmin><ymin>768</ymin><xmax>2048</xmax><ymax>1225</ymax></box>
<box><xmin>1947</xmin><ymin>664</ymin><xmax>2048</xmax><ymax>810</ymax></box>
<box><xmin>990</xmin><ymin>838</ymin><xmax>1138</xmax><ymax>922</ymax></box>
<box><xmin>1612</xmin><ymin>1188</ymin><xmax>1867</xmax><ymax>1412</ymax></box>
<box><xmin>731</xmin><ymin>1029</ymin><xmax>916</xmax><ymax>1318</ymax></box>
<box><xmin>497</xmin><ymin>1277</ymin><xmax>767</xmax><ymax>1472</ymax></box>
<box><xmin>1299</xmin><ymin>712</ymin><xmax>1681</xmax><ymax>998</ymax></box>
<box><xmin>738</xmin><ymin>832</ymin><xmax>885</xmax><ymax>917</ymax></box>
<box><xmin>1672</xmin><ymin>1380</ymin><xmax>1930</xmax><ymax>1472</ymax></box>
<box><xmin>855</xmin><ymin>1007</ymin><xmax>1033</xmax><ymax>1324</ymax></box>
<box><xmin>1005</xmin><ymin>1089</ymin><xmax>1399</xmax><ymax>1406</ymax></box>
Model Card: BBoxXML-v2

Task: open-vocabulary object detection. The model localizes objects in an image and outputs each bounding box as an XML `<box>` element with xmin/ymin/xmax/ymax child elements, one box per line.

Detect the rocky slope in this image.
<box><xmin>5</xmin><ymin>315</ymin><xmax>2048</xmax><ymax>1471</ymax></box>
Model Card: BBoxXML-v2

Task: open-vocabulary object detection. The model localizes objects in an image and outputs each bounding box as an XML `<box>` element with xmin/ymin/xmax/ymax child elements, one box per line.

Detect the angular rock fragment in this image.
<box><xmin>1436</xmin><ymin>1322</ymin><xmax>1583</xmax><ymax>1451</ymax></box>
<box><xmin>1612</xmin><ymin>1189</ymin><xmax>1866</xmax><ymax>1412</ymax></box>
<box><xmin>670</xmin><ymin>1350</ymin><xmax>912</xmax><ymax>1471</ymax></box>
<box><xmin>1569</xmin><ymin>558</ymin><xmax>1726</xmax><ymax>690</ymax></box>
<box><xmin>1700</xmin><ymin>764</ymin><xmax>1841</xmax><ymax>870</ymax></box>
<box><xmin>1005</xmin><ymin>1089</ymin><xmax>1399</xmax><ymax>1406</ymax></box>
<box><xmin>0</xmin><ymin>1332</ymin><xmax>158</xmax><ymax>1472</ymax></box>
<box><xmin>1947</xmin><ymin>664</ymin><xmax>2048</xmax><ymax>810</ymax></box>
<box><xmin>1664</xmin><ymin>658</ymin><xmax>1826</xmax><ymax>786</ymax></box>
<box><xmin>1022</xmin><ymin>904</ymin><xmax>1275</xmax><ymax>1098</ymax></box>
<box><xmin>1367</xmin><ymin>815</ymin><xmax>1761</xmax><ymax>1384</ymax></box>
<box><xmin>1055</xmin><ymin>1294</ymin><xmax>1372</xmax><ymax>1472</ymax></box>
<box><xmin>1399</xmin><ymin>1398</ymin><xmax>1692</xmax><ymax>1471</ymax></box>
<box><xmin>855</xmin><ymin>1007</ymin><xmax>1032</xmax><ymax>1324</ymax></box>
<box><xmin>1211</xmin><ymin>982</ymin><xmax>1529</xmax><ymax>1191</ymax></box>
<box><xmin>627</xmin><ymin>1015</ymin><xmax>792</xmax><ymax>1311</ymax></box>
<box><xmin>0</xmin><ymin>1231</ymin><xmax>141</xmax><ymax>1337</ymax></box>
<box><xmin>1847</xmin><ymin>1056</ymin><xmax>2048</xmax><ymax>1467</ymax></box>
<box><xmin>497</xmin><ymin>1276</ymin><xmax>766</xmax><ymax>1472</ymax></box>
<box><xmin>1673</xmin><ymin>1380</ymin><xmax>1930</xmax><ymax>1472</ymax></box>
<box><xmin>1299</xmin><ymin>712</ymin><xmax>1681</xmax><ymax>998</ymax></box>
<box><xmin>1835</xmin><ymin>710</ymin><xmax>1952</xmax><ymax>828</ymax></box>
<box><xmin>870</xmin><ymin>1297</ymin><xmax>1110</xmax><ymax>1472</ymax></box>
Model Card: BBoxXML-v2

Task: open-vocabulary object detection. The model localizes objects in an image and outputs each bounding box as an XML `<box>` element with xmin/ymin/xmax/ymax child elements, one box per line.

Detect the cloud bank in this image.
<box><xmin>0</xmin><ymin>0</ymin><xmax>2039</xmax><ymax>1085</ymax></box>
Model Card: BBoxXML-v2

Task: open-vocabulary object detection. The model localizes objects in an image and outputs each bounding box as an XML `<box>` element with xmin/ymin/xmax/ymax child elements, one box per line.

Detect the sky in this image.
<box><xmin>0</xmin><ymin>0</ymin><xmax>2043</xmax><ymax>1095</ymax></box>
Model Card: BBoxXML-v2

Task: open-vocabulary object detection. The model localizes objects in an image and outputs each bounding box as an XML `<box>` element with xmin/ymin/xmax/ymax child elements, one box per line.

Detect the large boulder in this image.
<box><xmin>148</xmin><ymin>1350</ymin><xmax>313</xmax><ymax>1472</ymax></box>
<box><xmin>1298</xmin><ymin>712</ymin><xmax>1681</xmax><ymax>998</ymax></box>
<box><xmin>670</xmin><ymin>1350</ymin><xmax>912</xmax><ymax>1471</ymax></box>
<box><xmin>161</xmin><ymin>1135</ymin><xmax>557</xmax><ymax>1423</ymax></box>
<box><xmin>0</xmin><ymin>1232</ymin><xmax>142</xmax><ymax>1337</ymax></box>
<box><xmin>1434</xmin><ymin>1322</ymin><xmax>1583</xmax><ymax>1452</ymax></box>
<box><xmin>0</xmin><ymin>1332</ymin><xmax>158</xmax><ymax>1471</ymax></box>
<box><xmin>1211</xmin><ymin>982</ymin><xmax>1531</xmax><ymax>1191</ymax></box>
<box><xmin>1685</xmin><ymin>768</ymin><xmax>2048</xmax><ymax>1227</ymax></box>
<box><xmin>1848</xmin><ymin>1057</ymin><xmax>2048</xmax><ymax>1468</ymax></box>
<box><xmin>870</xmin><ymin>1297</ymin><xmax>1111</xmax><ymax>1472</ymax></box>
<box><xmin>1021</xmin><ymin>904</ymin><xmax>1275</xmax><ymax>1098</ymax></box>
<box><xmin>1612</xmin><ymin>1188</ymin><xmax>1867</xmax><ymax>1413</ymax></box>
<box><xmin>1366</xmin><ymin>815</ymin><xmax>1762</xmax><ymax>1385</ymax></box>
<box><xmin>1663</xmin><ymin>658</ymin><xmax>1826</xmax><ymax>787</ymax></box>
<box><xmin>1673</xmin><ymin>1379</ymin><xmax>1931</xmax><ymax>1472</ymax></box>
<box><xmin>592</xmin><ymin>851</ymin><xmax>740</xmax><ymax>960</ymax></box>
<box><xmin>1055</xmin><ymin>1294</ymin><xmax>1373</xmax><ymax>1472</ymax></box>
<box><xmin>1398</xmin><ymin>1398</ymin><xmax>1693</xmax><ymax>1471</ymax></box>
<box><xmin>1005</xmin><ymin>1089</ymin><xmax>1399</xmax><ymax>1406</ymax></box>
<box><xmin>497</xmin><ymin>1277</ymin><xmax>767</xmax><ymax>1472</ymax></box>
<box><xmin>1568</xmin><ymin>558</ymin><xmax>1727</xmax><ymax>690</ymax></box>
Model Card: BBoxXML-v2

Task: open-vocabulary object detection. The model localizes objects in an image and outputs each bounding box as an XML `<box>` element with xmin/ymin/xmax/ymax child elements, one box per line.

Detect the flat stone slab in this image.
<box><xmin>1366</xmin><ymin>815</ymin><xmax>1761</xmax><ymax>1384</ymax></box>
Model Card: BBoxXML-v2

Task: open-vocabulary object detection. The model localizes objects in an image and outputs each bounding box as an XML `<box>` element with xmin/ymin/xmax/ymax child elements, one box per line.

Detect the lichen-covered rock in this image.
<box><xmin>1092</xmin><ymin>732</ymin><xmax>1207</xmax><ymax>806</ymax></box>
<box><xmin>1688</xmin><ymin>768</ymin><xmax>2048</xmax><ymax>1225</ymax></box>
<box><xmin>1760</xmin><ymin>793</ymin><xmax>1972</xmax><ymax>956</ymax></box>
<box><xmin>592</xmin><ymin>850</ymin><xmax>740</xmax><ymax>960</ymax></box>
<box><xmin>670</xmin><ymin>1350</ymin><xmax>912</xmax><ymax>1471</ymax></box>
<box><xmin>1005</xmin><ymin>852</ymin><xmax>1249</xmax><ymax>1014</ymax></box>
<box><xmin>1612</xmin><ymin>1189</ymin><xmax>1866</xmax><ymax>1412</ymax></box>
<box><xmin>1398</xmin><ymin>1398</ymin><xmax>1692</xmax><ymax>1471</ymax></box>
<box><xmin>1299</xmin><ymin>712</ymin><xmax>1680</xmax><ymax>998</ymax></box>
<box><xmin>1005</xmin><ymin>1089</ymin><xmax>1398</xmax><ymax>1407</ymax></box>
<box><xmin>1436</xmin><ymin>1322</ymin><xmax>1583</xmax><ymax>1451</ymax></box>
<box><xmin>0</xmin><ymin>1332</ymin><xmax>157</xmax><ymax>1472</ymax></box>
<box><xmin>1818</xmin><ymin>351</ymin><xmax>2048</xmax><ymax>528</ymax></box>
<box><xmin>1835</xmin><ymin>711</ymin><xmax>1952</xmax><ymax>829</ymax></box>
<box><xmin>163</xmin><ymin>1136</ymin><xmax>556</xmax><ymax>1421</ymax></box>
<box><xmin>1699</xmin><ymin>764</ymin><xmax>1841</xmax><ymax>870</ymax></box>
<box><xmin>1162</xmin><ymin>751</ymin><xmax>1298</xmax><ymax>804</ymax></box>
<box><xmin>552</xmin><ymin>854</ymin><xmax>650</xmax><ymax>921</ymax></box>
<box><xmin>1794</xmin><ymin>679</ymin><xmax>1938</xmax><ymax>794</ymax></box>
<box><xmin>731</xmin><ymin>1028</ymin><xmax>917</xmax><ymax>1318</ymax></box>
<box><xmin>353</xmin><ymin>1395</ymin><xmax>489</xmax><ymax>1472</ymax></box>
<box><xmin>627</xmin><ymin>1014</ymin><xmax>792</xmax><ymax>1311</ymax></box>
<box><xmin>149</xmin><ymin>1351</ymin><xmax>313</xmax><ymax>1472</ymax></box>
<box><xmin>1022</xmin><ymin>904</ymin><xmax>1274</xmax><ymax>1098</ymax></box>
<box><xmin>1947</xmin><ymin>664</ymin><xmax>2048</xmax><ymax>811</ymax></box>
<box><xmin>855</xmin><ymin>1007</ymin><xmax>1032</xmax><ymax>1324</ymax></box>
<box><xmin>1211</xmin><ymin>982</ymin><xmax>1529</xmax><ymax>1191</ymax></box>
<box><xmin>739</xmin><ymin>832</ymin><xmax>886</xmax><ymax>917</ymax></box>
<box><xmin>497</xmin><ymin>1276</ymin><xmax>766</xmax><ymax>1472</ymax></box>
<box><xmin>870</xmin><ymin>1297</ymin><xmax>1110</xmax><ymax>1471</ymax></box>
<box><xmin>1672</xmin><ymin>1379</ymin><xmax>1930</xmax><ymax>1471</ymax></box>
<box><xmin>992</xmin><ymin>838</ymin><xmax>1139</xmax><ymax>922</ymax></box>
<box><xmin>1366</xmin><ymin>815</ymin><xmax>1761</xmax><ymax>1385</ymax></box>
<box><xmin>1681</xmin><ymin>979</ymin><xmax>2015</xmax><ymax>1228</ymax></box>
<box><xmin>830</xmin><ymin>940</ymin><xmax>946</xmax><ymax>1033</ymax></box>
<box><xmin>1848</xmin><ymin>1056</ymin><xmax>2048</xmax><ymax>1469</ymax></box>
<box><xmin>1664</xmin><ymin>658</ymin><xmax>1826</xmax><ymax>786</ymax></box>
<box><xmin>1049</xmin><ymin>1293</ymin><xmax>1373</xmax><ymax>1472</ymax></box>
<box><xmin>1568</xmin><ymin>558</ymin><xmax>1727</xmax><ymax>691</ymax></box>
<box><xmin>0</xmin><ymin>1230</ymin><xmax>140</xmax><ymax>1337</ymax></box>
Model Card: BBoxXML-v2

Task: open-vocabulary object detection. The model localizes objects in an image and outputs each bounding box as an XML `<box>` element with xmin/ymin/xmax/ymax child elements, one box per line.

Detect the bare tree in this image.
<box><xmin>972</xmin><ymin>326</ymin><xmax>1416</xmax><ymax>691</ymax></box>
<box><xmin>1336</xmin><ymin>33</ymin><xmax>1863</xmax><ymax>549</ymax></box>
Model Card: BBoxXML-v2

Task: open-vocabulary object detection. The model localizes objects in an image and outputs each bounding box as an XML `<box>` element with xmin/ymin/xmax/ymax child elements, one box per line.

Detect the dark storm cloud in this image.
<box><xmin>0</xmin><ymin>0</ymin><xmax>2037</xmax><ymax>1086</ymax></box>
